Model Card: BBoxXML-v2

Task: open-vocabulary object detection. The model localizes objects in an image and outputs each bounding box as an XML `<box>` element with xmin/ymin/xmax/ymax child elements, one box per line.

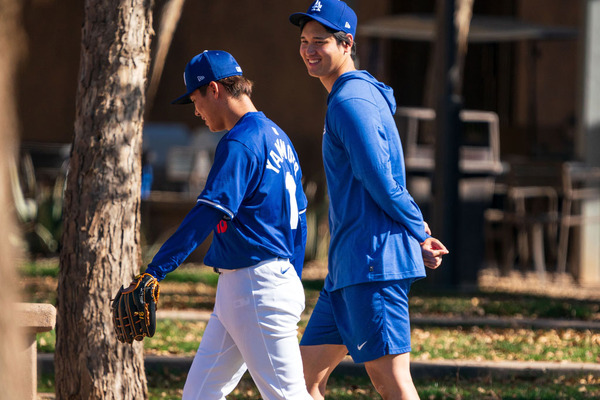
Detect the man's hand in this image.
<box><xmin>420</xmin><ymin>237</ymin><xmax>449</xmax><ymax>269</ymax></box>
<box><xmin>424</xmin><ymin>221</ymin><xmax>432</xmax><ymax>236</ymax></box>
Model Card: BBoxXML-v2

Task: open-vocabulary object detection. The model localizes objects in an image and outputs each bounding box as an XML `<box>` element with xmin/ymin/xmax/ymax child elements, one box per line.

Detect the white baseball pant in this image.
<box><xmin>182</xmin><ymin>258</ymin><xmax>312</xmax><ymax>400</ymax></box>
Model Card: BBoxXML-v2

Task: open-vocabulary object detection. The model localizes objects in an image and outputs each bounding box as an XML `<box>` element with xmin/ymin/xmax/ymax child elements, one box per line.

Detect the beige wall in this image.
<box><xmin>147</xmin><ymin>0</ymin><xmax>391</xmax><ymax>186</ymax></box>
<box><xmin>17</xmin><ymin>0</ymin><xmax>584</xmax><ymax>177</ymax></box>
<box><xmin>17</xmin><ymin>0</ymin><xmax>391</xmax><ymax>187</ymax></box>
<box><xmin>511</xmin><ymin>0</ymin><xmax>581</xmax><ymax>158</ymax></box>
<box><xmin>18</xmin><ymin>0</ymin><xmax>83</xmax><ymax>145</ymax></box>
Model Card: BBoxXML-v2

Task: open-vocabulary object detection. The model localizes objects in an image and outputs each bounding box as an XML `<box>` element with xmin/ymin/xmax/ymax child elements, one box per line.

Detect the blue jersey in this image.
<box><xmin>146</xmin><ymin>111</ymin><xmax>307</xmax><ymax>280</ymax></box>
<box><xmin>323</xmin><ymin>71</ymin><xmax>428</xmax><ymax>291</ymax></box>
<box><xmin>200</xmin><ymin>112</ymin><xmax>307</xmax><ymax>268</ymax></box>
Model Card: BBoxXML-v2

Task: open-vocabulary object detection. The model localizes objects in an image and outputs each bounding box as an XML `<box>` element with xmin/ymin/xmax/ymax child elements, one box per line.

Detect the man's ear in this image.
<box><xmin>345</xmin><ymin>33</ymin><xmax>354</xmax><ymax>49</ymax></box>
<box><xmin>208</xmin><ymin>81</ymin><xmax>220</xmax><ymax>98</ymax></box>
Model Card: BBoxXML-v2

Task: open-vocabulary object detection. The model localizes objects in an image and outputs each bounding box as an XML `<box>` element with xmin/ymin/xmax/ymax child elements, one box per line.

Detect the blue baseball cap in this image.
<box><xmin>172</xmin><ymin>50</ymin><xmax>243</xmax><ymax>105</ymax></box>
<box><xmin>289</xmin><ymin>0</ymin><xmax>357</xmax><ymax>37</ymax></box>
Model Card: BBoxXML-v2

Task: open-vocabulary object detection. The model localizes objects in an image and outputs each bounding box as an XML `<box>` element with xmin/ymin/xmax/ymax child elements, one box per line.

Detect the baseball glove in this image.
<box><xmin>112</xmin><ymin>273</ymin><xmax>160</xmax><ymax>344</ymax></box>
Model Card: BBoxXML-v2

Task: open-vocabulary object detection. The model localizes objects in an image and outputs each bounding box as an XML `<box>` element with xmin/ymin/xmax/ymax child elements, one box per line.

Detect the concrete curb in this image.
<box><xmin>408</xmin><ymin>359</ymin><xmax>600</xmax><ymax>380</ymax></box>
<box><xmin>38</xmin><ymin>353</ymin><xmax>600</xmax><ymax>380</ymax></box>
<box><xmin>157</xmin><ymin>309</ymin><xmax>212</xmax><ymax>321</ymax></box>
<box><xmin>328</xmin><ymin>359</ymin><xmax>600</xmax><ymax>380</ymax></box>
<box><xmin>410</xmin><ymin>316</ymin><xmax>600</xmax><ymax>331</ymax></box>
<box><xmin>38</xmin><ymin>313</ymin><xmax>599</xmax><ymax>383</ymax></box>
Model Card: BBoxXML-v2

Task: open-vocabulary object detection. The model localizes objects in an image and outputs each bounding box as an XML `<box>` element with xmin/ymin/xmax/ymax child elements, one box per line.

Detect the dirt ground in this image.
<box><xmin>302</xmin><ymin>259</ymin><xmax>600</xmax><ymax>301</ymax></box>
<box><xmin>478</xmin><ymin>267</ymin><xmax>600</xmax><ymax>300</ymax></box>
<box><xmin>20</xmin><ymin>258</ymin><xmax>600</xmax><ymax>303</ymax></box>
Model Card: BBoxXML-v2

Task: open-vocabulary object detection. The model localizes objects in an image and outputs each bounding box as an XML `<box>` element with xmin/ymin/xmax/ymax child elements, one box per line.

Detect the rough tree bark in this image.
<box><xmin>0</xmin><ymin>0</ymin><xmax>27</xmax><ymax>397</ymax></box>
<box><xmin>56</xmin><ymin>0</ymin><xmax>154</xmax><ymax>398</ymax></box>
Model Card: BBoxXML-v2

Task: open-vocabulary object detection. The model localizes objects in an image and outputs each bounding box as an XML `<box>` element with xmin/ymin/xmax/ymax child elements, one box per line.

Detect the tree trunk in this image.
<box><xmin>425</xmin><ymin>0</ymin><xmax>474</xmax><ymax>108</ymax></box>
<box><xmin>0</xmin><ymin>0</ymin><xmax>28</xmax><ymax>398</ymax></box>
<box><xmin>56</xmin><ymin>0</ymin><xmax>154</xmax><ymax>398</ymax></box>
<box><xmin>145</xmin><ymin>0</ymin><xmax>186</xmax><ymax>116</ymax></box>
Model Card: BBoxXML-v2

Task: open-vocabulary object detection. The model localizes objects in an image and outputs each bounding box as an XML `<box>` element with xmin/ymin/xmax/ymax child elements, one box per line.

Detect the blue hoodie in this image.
<box><xmin>323</xmin><ymin>70</ymin><xmax>427</xmax><ymax>291</ymax></box>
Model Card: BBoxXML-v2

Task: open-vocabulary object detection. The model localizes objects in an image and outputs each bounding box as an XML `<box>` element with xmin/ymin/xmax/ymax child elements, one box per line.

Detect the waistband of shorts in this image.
<box><xmin>213</xmin><ymin>257</ymin><xmax>289</xmax><ymax>274</ymax></box>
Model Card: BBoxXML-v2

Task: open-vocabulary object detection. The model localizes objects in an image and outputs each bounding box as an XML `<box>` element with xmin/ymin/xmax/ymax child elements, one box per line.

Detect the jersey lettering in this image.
<box><xmin>267</xmin><ymin>136</ymin><xmax>300</xmax><ymax>177</ymax></box>
<box><xmin>274</xmin><ymin>138</ymin><xmax>287</xmax><ymax>159</ymax></box>
<box><xmin>267</xmin><ymin>159</ymin><xmax>279</xmax><ymax>174</ymax></box>
<box><xmin>269</xmin><ymin>149</ymin><xmax>284</xmax><ymax>170</ymax></box>
<box><xmin>266</xmin><ymin>159</ymin><xmax>279</xmax><ymax>173</ymax></box>
<box><xmin>267</xmin><ymin>133</ymin><xmax>301</xmax><ymax>229</ymax></box>
<box><xmin>216</xmin><ymin>220</ymin><xmax>228</xmax><ymax>234</ymax></box>
<box><xmin>285</xmin><ymin>172</ymin><xmax>299</xmax><ymax>229</ymax></box>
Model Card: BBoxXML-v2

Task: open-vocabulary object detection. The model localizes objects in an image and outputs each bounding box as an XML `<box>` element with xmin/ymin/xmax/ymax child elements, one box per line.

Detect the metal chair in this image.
<box><xmin>484</xmin><ymin>160</ymin><xmax>562</xmax><ymax>279</ymax></box>
<box><xmin>556</xmin><ymin>162</ymin><xmax>600</xmax><ymax>276</ymax></box>
<box><xmin>505</xmin><ymin>185</ymin><xmax>559</xmax><ymax>279</ymax></box>
<box><xmin>395</xmin><ymin>107</ymin><xmax>504</xmax><ymax>177</ymax></box>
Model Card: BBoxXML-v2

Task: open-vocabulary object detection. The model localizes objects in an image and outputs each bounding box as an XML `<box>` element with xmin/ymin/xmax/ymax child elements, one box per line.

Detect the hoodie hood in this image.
<box><xmin>328</xmin><ymin>70</ymin><xmax>397</xmax><ymax>114</ymax></box>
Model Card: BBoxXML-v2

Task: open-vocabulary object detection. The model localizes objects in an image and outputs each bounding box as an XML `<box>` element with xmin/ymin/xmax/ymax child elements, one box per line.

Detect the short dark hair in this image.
<box><xmin>198</xmin><ymin>75</ymin><xmax>253</xmax><ymax>98</ymax></box>
<box><xmin>298</xmin><ymin>17</ymin><xmax>357</xmax><ymax>60</ymax></box>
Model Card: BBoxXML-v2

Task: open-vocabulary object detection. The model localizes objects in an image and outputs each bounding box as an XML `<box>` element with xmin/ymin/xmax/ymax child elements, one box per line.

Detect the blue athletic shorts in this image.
<box><xmin>300</xmin><ymin>279</ymin><xmax>415</xmax><ymax>363</ymax></box>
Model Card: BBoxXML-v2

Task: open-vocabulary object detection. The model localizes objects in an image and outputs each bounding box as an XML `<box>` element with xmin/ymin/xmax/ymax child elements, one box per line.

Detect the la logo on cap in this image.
<box><xmin>311</xmin><ymin>0</ymin><xmax>322</xmax><ymax>12</ymax></box>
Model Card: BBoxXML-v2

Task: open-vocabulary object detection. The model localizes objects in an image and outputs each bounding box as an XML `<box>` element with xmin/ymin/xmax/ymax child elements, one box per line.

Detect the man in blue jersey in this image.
<box><xmin>145</xmin><ymin>50</ymin><xmax>312</xmax><ymax>400</ymax></box>
<box><xmin>289</xmin><ymin>2</ymin><xmax>449</xmax><ymax>399</ymax></box>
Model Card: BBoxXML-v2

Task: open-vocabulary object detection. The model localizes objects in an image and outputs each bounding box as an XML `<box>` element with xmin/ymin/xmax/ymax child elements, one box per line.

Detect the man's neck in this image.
<box><xmin>321</xmin><ymin>60</ymin><xmax>356</xmax><ymax>93</ymax></box>
<box><xmin>223</xmin><ymin>96</ymin><xmax>258</xmax><ymax>131</ymax></box>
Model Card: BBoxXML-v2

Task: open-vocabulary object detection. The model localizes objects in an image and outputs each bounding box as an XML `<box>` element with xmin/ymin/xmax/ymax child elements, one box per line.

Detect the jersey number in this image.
<box><xmin>285</xmin><ymin>172</ymin><xmax>299</xmax><ymax>229</ymax></box>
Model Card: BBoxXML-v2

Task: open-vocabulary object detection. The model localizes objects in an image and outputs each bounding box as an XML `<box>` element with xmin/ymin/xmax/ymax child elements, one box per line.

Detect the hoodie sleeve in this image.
<box><xmin>330</xmin><ymin>97</ymin><xmax>428</xmax><ymax>243</ymax></box>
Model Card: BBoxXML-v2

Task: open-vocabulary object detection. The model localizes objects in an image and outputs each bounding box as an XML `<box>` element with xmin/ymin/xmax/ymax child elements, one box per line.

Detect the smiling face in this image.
<box><xmin>299</xmin><ymin>20</ymin><xmax>354</xmax><ymax>91</ymax></box>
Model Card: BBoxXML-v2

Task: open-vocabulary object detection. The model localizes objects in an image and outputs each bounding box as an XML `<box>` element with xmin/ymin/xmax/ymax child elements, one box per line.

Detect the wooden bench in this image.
<box><xmin>17</xmin><ymin>303</ymin><xmax>56</xmax><ymax>400</ymax></box>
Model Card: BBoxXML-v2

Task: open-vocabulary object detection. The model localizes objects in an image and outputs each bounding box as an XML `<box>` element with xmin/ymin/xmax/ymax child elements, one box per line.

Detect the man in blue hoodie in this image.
<box><xmin>290</xmin><ymin>1</ymin><xmax>449</xmax><ymax>399</ymax></box>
